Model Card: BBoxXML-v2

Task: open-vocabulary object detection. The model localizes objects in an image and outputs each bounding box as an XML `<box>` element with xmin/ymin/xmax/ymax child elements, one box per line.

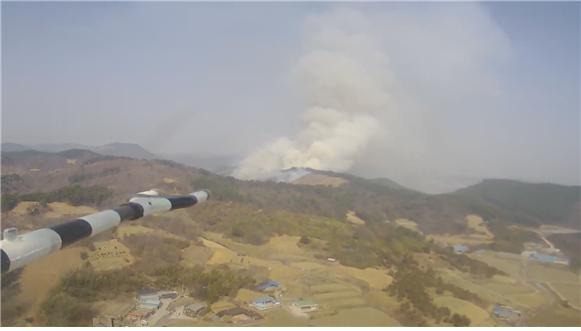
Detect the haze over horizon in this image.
<box><xmin>2</xmin><ymin>2</ymin><xmax>579</xmax><ymax>193</ymax></box>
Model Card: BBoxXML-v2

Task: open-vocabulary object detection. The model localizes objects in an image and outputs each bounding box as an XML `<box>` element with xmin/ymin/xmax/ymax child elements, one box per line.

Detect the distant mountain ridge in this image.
<box><xmin>1</xmin><ymin>142</ymin><xmax>156</xmax><ymax>160</ymax></box>
<box><xmin>1</xmin><ymin>148</ymin><xmax>579</xmax><ymax>232</ymax></box>
<box><xmin>451</xmin><ymin>178</ymin><xmax>580</xmax><ymax>228</ymax></box>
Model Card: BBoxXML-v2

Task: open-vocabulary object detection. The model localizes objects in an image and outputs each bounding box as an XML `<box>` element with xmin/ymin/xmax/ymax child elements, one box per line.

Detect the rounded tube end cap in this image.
<box><xmin>191</xmin><ymin>190</ymin><xmax>210</xmax><ymax>203</ymax></box>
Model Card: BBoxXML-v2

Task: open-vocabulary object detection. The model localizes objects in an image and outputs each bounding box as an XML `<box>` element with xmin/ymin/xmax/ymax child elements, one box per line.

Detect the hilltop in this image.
<box><xmin>1</xmin><ymin>142</ymin><xmax>156</xmax><ymax>160</ymax></box>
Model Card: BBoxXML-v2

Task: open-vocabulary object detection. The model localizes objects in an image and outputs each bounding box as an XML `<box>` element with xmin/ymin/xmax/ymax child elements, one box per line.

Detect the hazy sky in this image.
<box><xmin>2</xmin><ymin>2</ymin><xmax>579</xmax><ymax>193</ymax></box>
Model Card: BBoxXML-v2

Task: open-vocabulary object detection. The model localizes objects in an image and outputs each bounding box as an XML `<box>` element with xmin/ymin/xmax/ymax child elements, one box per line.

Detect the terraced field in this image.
<box><xmin>437</xmin><ymin>267</ymin><xmax>546</xmax><ymax>309</ymax></box>
<box><xmin>440</xmin><ymin>248</ymin><xmax>581</xmax><ymax>323</ymax></box>
<box><xmin>311</xmin><ymin>283</ymin><xmax>365</xmax><ymax>311</ymax></box>
<box><xmin>189</xmin><ymin>232</ymin><xmax>399</xmax><ymax>326</ymax></box>
<box><xmin>310</xmin><ymin>307</ymin><xmax>399</xmax><ymax>326</ymax></box>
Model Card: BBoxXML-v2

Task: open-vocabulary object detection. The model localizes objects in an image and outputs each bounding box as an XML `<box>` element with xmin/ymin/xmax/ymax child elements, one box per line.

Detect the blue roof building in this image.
<box><xmin>256</xmin><ymin>280</ymin><xmax>281</xmax><ymax>292</ymax></box>
<box><xmin>493</xmin><ymin>304</ymin><xmax>521</xmax><ymax>321</ymax></box>
<box><xmin>453</xmin><ymin>244</ymin><xmax>469</xmax><ymax>254</ymax></box>
<box><xmin>250</xmin><ymin>296</ymin><xmax>280</xmax><ymax>310</ymax></box>
<box><xmin>530</xmin><ymin>252</ymin><xmax>556</xmax><ymax>263</ymax></box>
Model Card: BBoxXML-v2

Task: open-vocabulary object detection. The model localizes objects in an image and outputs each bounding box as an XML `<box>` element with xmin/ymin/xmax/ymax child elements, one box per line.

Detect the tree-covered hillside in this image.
<box><xmin>452</xmin><ymin>179</ymin><xmax>580</xmax><ymax>227</ymax></box>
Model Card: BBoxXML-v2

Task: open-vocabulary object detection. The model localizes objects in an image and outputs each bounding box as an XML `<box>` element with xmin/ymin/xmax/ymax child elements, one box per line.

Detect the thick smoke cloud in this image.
<box><xmin>233</xmin><ymin>9</ymin><xmax>392</xmax><ymax>180</ymax></box>
<box><xmin>233</xmin><ymin>5</ymin><xmax>527</xmax><ymax>193</ymax></box>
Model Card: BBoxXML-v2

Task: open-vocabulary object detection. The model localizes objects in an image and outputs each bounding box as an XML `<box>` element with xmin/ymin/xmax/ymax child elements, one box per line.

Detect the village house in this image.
<box><xmin>493</xmin><ymin>304</ymin><xmax>521</xmax><ymax>322</ymax></box>
<box><xmin>137</xmin><ymin>290</ymin><xmax>161</xmax><ymax>310</ymax></box>
<box><xmin>522</xmin><ymin>251</ymin><xmax>570</xmax><ymax>265</ymax></box>
<box><xmin>138</xmin><ymin>297</ymin><xmax>161</xmax><ymax>310</ymax></box>
<box><xmin>256</xmin><ymin>279</ymin><xmax>281</xmax><ymax>292</ymax></box>
<box><xmin>250</xmin><ymin>296</ymin><xmax>280</xmax><ymax>310</ymax></box>
<box><xmin>291</xmin><ymin>298</ymin><xmax>319</xmax><ymax>313</ymax></box>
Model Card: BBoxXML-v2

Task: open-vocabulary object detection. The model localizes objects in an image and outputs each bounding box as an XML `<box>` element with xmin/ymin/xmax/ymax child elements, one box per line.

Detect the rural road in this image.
<box><xmin>148</xmin><ymin>298</ymin><xmax>173</xmax><ymax>326</ymax></box>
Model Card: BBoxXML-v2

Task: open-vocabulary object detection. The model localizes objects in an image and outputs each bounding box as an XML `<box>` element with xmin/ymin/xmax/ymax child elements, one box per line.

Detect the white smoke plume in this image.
<box><xmin>233</xmin><ymin>9</ymin><xmax>393</xmax><ymax>180</ymax></box>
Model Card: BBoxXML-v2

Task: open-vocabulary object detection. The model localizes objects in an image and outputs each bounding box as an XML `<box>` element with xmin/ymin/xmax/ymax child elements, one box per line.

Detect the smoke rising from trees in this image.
<box><xmin>233</xmin><ymin>9</ymin><xmax>393</xmax><ymax>180</ymax></box>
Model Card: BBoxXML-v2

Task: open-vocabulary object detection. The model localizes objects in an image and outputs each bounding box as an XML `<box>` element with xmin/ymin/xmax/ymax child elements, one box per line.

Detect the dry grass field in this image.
<box><xmin>550</xmin><ymin>283</ymin><xmax>581</xmax><ymax>308</ymax></box>
<box><xmin>465</xmin><ymin>214</ymin><xmax>494</xmax><ymax>239</ymax></box>
<box><xmin>346</xmin><ymin>211</ymin><xmax>365</xmax><ymax>225</ymax></box>
<box><xmin>93</xmin><ymin>298</ymin><xmax>135</xmax><ymax>317</ymax></box>
<box><xmin>432</xmin><ymin>295</ymin><xmax>496</xmax><ymax>326</ymax></box>
<box><xmin>329</xmin><ymin>265</ymin><xmax>393</xmax><ymax>290</ymax></box>
<box><xmin>310</xmin><ymin>307</ymin><xmax>399</xmax><ymax>326</ymax></box>
<box><xmin>258</xmin><ymin>309</ymin><xmax>311</xmax><ymax>326</ymax></box>
<box><xmin>427</xmin><ymin>214</ymin><xmax>495</xmax><ymax>247</ymax></box>
<box><xmin>394</xmin><ymin>218</ymin><xmax>422</xmax><ymax>234</ymax></box>
<box><xmin>9</xmin><ymin>201</ymin><xmax>43</xmax><ymax>217</ymax></box>
<box><xmin>526</xmin><ymin>263</ymin><xmax>581</xmax><ymax>284</ymax></box>
<box><xmin>201</xmin><ymin>237</ymin><xmax>238</xmax><ymax>265</ymax></box>
<box><xmin>44</xmin><ymin>202</ymin><xmax>98</xmax><ymax>218</ymax></box>
<box><xmin>16</xmin><ymin>247</ymin><xmax>86</xmax><ymax>320</ymax></box>
<box><xmin>11</xmin><ymin>201</ymin><xmax>98</xmax><ymax>219</ymax></box>
<box><xmin>88</xmin><ymin>239</ymin><xmax>134</xmax><ymax>271</ymax></box>
<box><xmin>180</xmin><ymin>244</ymin><xmax>213</xmax><ymax>268</ymax></box>
<box><xmin>116</xmin><ymin>224</ymin><xmax>183</xmax><ymax>241</ymax></box>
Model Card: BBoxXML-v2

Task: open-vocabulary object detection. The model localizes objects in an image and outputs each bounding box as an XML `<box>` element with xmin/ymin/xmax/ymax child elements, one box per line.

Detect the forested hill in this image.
<box><xmin>1</xmin><ymin>150</ymin><xmax>579</xmax><ymax>235</ymax></box>
<box><xmin>450</xmin><ymin>179</ymin><xmax>580</xmax><ymax>228</ymax></box>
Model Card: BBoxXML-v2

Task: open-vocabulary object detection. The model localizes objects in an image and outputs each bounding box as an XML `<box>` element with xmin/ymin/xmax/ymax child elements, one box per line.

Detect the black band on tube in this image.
<box><xmin>113</xmin><ymin>202</ymin><xmax>144</xmax><ymax>221</ymax></box>
<box><xmin>50</xmin><ymin>219</ymin><xmax>93</xmax><ymax>246</ymax></box>
<box><xmin>168</xmin><ymin>196</ymin><xmax>196</xmax><ymax>209</ymax></box>
<box><xmin>1</xmin><ymin>249</ymin><xmax>10</xmax><ymax>273</ymax></box>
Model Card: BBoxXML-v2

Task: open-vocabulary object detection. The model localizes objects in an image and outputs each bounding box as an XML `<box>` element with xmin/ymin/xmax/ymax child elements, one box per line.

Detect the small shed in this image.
<box><xmin>453</xmin><ymin>244</ymin><xmax>469</xmax><ymax>254</ymax></box>
<box><xmin>158</xmin><ymin>290</ymin><xmax>178</xmax><ymax>299</ymax></box>
<box><xmin>184</xmin><ymin>302</ymin><xmax>208</xmax><ymax>317</ymax></box>
<box><xmin>292</xmin><ymin>298</ymin><xmax>319</xmax><ymax>313</ymax></box>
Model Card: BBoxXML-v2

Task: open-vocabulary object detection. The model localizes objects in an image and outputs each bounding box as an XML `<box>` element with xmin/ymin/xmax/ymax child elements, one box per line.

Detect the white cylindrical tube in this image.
<box><xmin>1</xmin><ymin>189</ymin><xmax>209</xmax><ymax>273</ymax></box>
